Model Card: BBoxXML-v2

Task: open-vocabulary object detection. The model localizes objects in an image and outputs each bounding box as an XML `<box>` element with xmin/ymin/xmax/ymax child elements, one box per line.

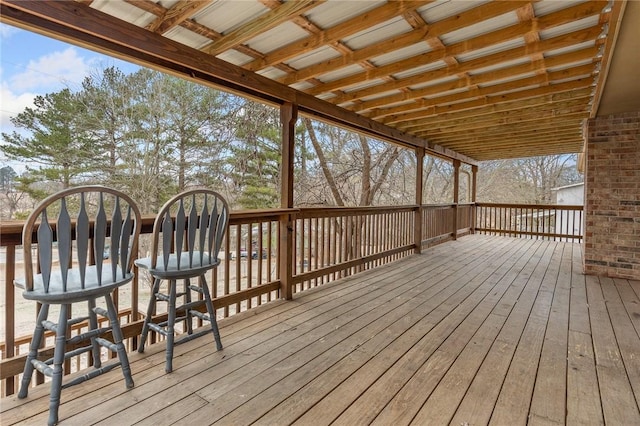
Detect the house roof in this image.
<box><xmin>1</xmin><ymin>0</ymin><xmax>638</xmax><ymax>162</ymax></box>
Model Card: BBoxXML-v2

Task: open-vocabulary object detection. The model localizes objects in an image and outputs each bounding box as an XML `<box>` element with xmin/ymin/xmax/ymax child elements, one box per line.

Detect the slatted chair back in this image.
<box><xmin>149</xmin><ymin>189</ymin><xmax>229</xmax><ymax>272</ymax></box>
<box><xmin>21</xmin><ymin>186</ymin><xmax>142</xmax><ymax>297</ymax></box>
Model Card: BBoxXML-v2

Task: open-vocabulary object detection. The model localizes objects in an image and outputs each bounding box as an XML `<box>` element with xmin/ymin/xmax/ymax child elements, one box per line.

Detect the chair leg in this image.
<box><xmin>87</xmin><ymin>298</ymin><xmax>101</xmax><ymax>369</ymax></box>
<box><xmin>47</xmin><ymin>304</ymin><xmax>69</xmax><ymax>426</ymax></box>
<box><xmin>138</xmin><ymin>278</ymin><xmax>161</xmax><ymax>353</ymax></box>
<box><xmin>104</xmin><ymin>293</ymin><xmax>134</xmax><ymax>389</ymax></box>
<box><xmin>18</xmin><ymin>304</ymin><xmax>50</xmax><ymax>399</ymax></box>
<box><xmin>165</xmin><ymin>279</ymin><xmax>177</xmax><ymax>373</ymax></box>
<box><xmin>200</xmin><ymin>275</ymin><xmax>223</xmax><ymax>351</ymax></box>
<box><xmin>184</xmin><ymin>278</ymin><xmax>193</xmax><ymax>335</ymax></box>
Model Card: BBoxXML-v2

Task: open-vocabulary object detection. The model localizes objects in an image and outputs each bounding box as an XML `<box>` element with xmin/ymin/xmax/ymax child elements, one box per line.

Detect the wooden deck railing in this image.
<box><xmin>0</xmin><ymin>202</ymin><xmax>582</xmax><ymax>396</ymax></box>
<box><xmin>475</xmin><ymin>203</ymin><xmax>583</xmax><ymax>242</ymax></box>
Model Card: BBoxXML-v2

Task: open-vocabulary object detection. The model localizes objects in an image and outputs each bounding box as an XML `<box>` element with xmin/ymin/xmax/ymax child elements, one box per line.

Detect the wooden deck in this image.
<box><xmin>2</xmin><ymin>235</ymin><xmax>640</xmax><ymax>425</ymax></box>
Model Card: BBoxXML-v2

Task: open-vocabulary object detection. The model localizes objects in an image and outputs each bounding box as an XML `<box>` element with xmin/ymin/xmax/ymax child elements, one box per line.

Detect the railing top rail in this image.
<box><xmin>0</xmin><ymin>208</ymin><xmax>300</xmax><ymax>247</ymax></box>
<box><xmin>297</xmin><ymin>205</ymin><xmax>417</xmax><ymax>218</ymax></box>
<box><xmin>476</xmin><ymin>202</ymin><xmax>584</xmax><ymax>210</ymax></box>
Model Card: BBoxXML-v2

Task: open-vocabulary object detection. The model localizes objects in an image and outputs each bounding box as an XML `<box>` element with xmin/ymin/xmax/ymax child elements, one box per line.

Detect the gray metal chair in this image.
<box><xmin>135</xmin><ymin>189</ymin><xmax>229</xmax><ymax>373</ymax></box>
<box><xmin>15</xmin><ymin>186</ymin><xmax>141</xmax><ymax>426</ymax></box>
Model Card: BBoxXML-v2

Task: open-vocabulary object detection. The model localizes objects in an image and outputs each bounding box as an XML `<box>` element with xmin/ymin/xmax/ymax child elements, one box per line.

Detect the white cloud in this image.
<box><xmin>10</xmin><ymin>47</ymin><xmax>92</xmax><ymax>92</ymax></box>
<box><xmin>0</xmin><ymin>82</ymin><xmax>37</xmax><ymax>132</ymax></box>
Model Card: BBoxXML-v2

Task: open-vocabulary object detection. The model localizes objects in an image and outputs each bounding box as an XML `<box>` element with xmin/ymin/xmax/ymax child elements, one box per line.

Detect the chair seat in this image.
<box><xmin>135</xmin><ymin>252</ymin><xmax>220</xmax><ymax>279</ymax></box>
<box><xmin>15</xmin><ymin>266</ymin><xmax>133</xmax><ymax>304</ymax></box>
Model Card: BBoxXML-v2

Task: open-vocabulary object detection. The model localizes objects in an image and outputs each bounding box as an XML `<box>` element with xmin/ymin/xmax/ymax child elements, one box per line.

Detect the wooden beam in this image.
<box><xmin>145</xmin><ymin>0</ymin><xmax>210</xmax><ymax>34</ymax></box>
<box><xmin>590</xmin><ymin>0</ymin><xmax>626</xmax><ymax>117</ymax></box>
<box><xmin>279</xmin><ymin>102</ymin><xmax>297</xmax><ymax>300</ymax></box>
<box><xmin>401</xmin><ymin>97</ymin><xmax>591</xmax><ymax>133</ymax></box>
<box><xmin>126</xmin><ymin>0</ymin><xmax>267</xmax><ymax>60</ymax></box>
<box><xmin>397</xmin><ymin>89</ymin><xmax>592</xmax><ymax>132</ymax></box>
<box><xmin>278</xmin><ymin>0</ymin><xmax>526</xmax><ymax>86</ymax></box>
<box><xmin>0</xmin><ymin>0</ymin><xmax>477</xmax><ymax>165</ymax></box>
<box><xmin>329</xmin><ymin>1</ymin><xmax>605</xmax><ymax>104</ymax></box>
<box><xmin>349</xmin><ymin>50</ymin><xmax>599</xmax><ymax>112</ymax></box>
<box><xmin>309</xmin><ymin>23</ymin><xmax>601</xmax><ymax>97</ymax></box>
<box><xmin>419</xmin><ymin>113</ymin><xmax>589</xmax><ymax>140</ymax></box>
<box><xmin>202</xmin><ymin>0</ymin><xmax>322</xmax><ymax>56</ymax></box>
<box><xmin>244</xmin><ymin>1</ymin><xmax>431</xmax><ymax>72</ymax></box>
<box><xmin>377</xmin><ymin>78</ymin><xmax>592</xmax><ymax>123</ymax></box>
<box><xmin>414</xmin><ymin>148</ymin><xmax>424</xmax><ymax>254</ymax></box>
<box><xmin>452</xmin><ymin>159</ymin><xmax>460</xmax><ymax>241</ymax></box>
<box><xmin>371</xmin><ymin>67</ymin><xmax>594</xmax><ymax>126</ymax></box>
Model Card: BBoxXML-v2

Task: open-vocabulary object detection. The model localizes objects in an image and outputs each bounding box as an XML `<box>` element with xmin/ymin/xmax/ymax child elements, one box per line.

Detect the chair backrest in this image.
<box><xmin>21</xmin><ymin>186</ymin><xmax>142</xmax><ymax>292</ymax></box>
<box><xmin>149</xmin><ymin>189</ymin><xmax>229</xmax><ymax>271</ymax></box>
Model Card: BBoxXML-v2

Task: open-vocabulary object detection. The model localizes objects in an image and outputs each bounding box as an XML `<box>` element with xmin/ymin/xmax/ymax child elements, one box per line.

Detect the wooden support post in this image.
<box><xmin>414</xmin><ymin>148</ymin><xmax>424</xmax><ymax>254</ymax></box>
<box><xmin>471</xmin><ymin>165</ymin><xmax>478</xmax><ymax>234</ymax></box>
<box><xmin>452</xmin><ymin>159</ymin><xmax>460</xmax><ymax>240</ymax></box>
<box><xmin>279</xmin><ymin>102</ymin><xmax>297</xmax><ymax>300</ymax></box>
<box><xmin>4</xmin><ymin>245</ymin><xmax>15</xmax><ymax>395</ymax></box>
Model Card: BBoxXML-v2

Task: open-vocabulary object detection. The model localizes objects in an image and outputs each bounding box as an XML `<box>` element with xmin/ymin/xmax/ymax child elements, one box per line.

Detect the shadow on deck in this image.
<box><xmin>2</xmin><ymin>235</ymin><xmax>639</xmax><ymax>425</ymax></box>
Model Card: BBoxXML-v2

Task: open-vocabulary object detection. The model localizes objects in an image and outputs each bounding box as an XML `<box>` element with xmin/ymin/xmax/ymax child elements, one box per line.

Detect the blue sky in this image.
<box><xmin>0</xmin><ymin>23</ymin><xmax>140</xmax><ymax>143</ymax></box>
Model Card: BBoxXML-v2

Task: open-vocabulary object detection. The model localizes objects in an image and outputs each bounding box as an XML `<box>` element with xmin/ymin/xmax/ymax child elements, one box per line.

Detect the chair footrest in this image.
<box><xmin>93</xmin><ymin>307</ymin><xmax>109</xmax><ymax>318</ymax></box>
<box><xmin>188</xmin><ymin>285</ymin><xmax>203</xmax><ymax>294</ymax></box>
<box><xmin>41</xmin><ymin>320</ymin><xmax>58</xmax><ymax>333</ymax></box>
<box><xmin>190</xmin><ymin>310</ymin><xmax>211</xmax><ymax>322</ymax></box>
<box><xmin>148</xmin><ymin>323</ymin><xmax>168</xmax><ymax>336</ymax></box>
<box><xmin>95</xmin><ymin>337</ymin><xmax>118</xmax><ymax>352</ymax></box>
<box><xmin>63</xmin><ymin>361</ymin><xmax>122</xmax><ymax>389</ymax></box>
<box><xmin>32</xmin><ymin>359</ymin><xmax>53</xmax><ymax>377</ymax></box>
<box><xmin>68</xmin><ymin>316</ymin><xmax>90</xmax><ymax>327</ymax></box>
<box><xmin>156</xmin><ymin>293</ymin><xmax>170</xmax><ymax>302</ymax></box>
<box><xmin>67</xmin><ymin>328</ymin><xmax>110</xmax><ymax>345</ymax></box>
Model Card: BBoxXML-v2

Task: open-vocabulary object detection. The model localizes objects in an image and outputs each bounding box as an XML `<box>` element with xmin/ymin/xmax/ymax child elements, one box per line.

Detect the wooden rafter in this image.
<box><xmin>4</xmin><ymin>0</ymin><xmax>623</xmax><ymax>161</ymax></box>
<box><xmin>202</xmin><ymin>0</ymin><xmax>322</xmax><ymax>56</ymax></box>
<box><xmin>243</xmin><ymin>1</ymin><xmax>431</xmax><ymax>72</ymax></box>
<box><xmin>145</xmin><ymin>0</ymin><xmax>210</xmax><ymax>34</ymax></box>
<box><xmin>329</xmin><ymin>2</ymin><xmax>604</xmax><ymax>105</ymax></box>
<box><xmin>395</xmin><ymin>87</ymin><xmax>594</xmax><ymax>130</ymax></box>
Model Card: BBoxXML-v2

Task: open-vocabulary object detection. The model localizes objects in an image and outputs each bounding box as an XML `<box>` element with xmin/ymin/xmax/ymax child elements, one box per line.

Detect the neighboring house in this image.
<box><xmin>553</xmin><ymin>182</ymin><xmax>584</xmax><ymax>240</ymax></box>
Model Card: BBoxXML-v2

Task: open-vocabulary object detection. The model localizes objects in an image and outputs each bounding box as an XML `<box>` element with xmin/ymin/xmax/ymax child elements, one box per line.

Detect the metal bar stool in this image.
<box><xmin>15</xmin><ymin>186</ymin><xmax>141</xmax><ymax>426</ymax></box>
<box><xmin>135</xmin><ymin>189</ymin><xmax>229</xmax><ymax>373</ymax></box>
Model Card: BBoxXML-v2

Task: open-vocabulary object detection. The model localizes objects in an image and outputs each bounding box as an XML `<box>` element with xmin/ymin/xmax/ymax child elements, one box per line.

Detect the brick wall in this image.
<box><xmin>584</xmin><ymin>111</ymin><xmax>640</xmax><ymax>279</ymax></box>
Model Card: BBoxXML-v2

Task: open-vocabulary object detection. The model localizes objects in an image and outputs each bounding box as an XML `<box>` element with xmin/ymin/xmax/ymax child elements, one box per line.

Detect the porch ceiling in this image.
<box><xmin>0</xmin><ymin>0</ymin><xmax>636</xmax><ymax>161</ymax></box>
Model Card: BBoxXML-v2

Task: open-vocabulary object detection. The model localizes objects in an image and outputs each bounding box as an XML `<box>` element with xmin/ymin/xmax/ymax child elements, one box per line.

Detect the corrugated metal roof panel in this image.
<box><xmin>216</xmin><ymin>49</ymin><xmax>255</xmax><ymax>66</ymax></box>
<box><xmin>440</xmin><ymin>11</ymin><xmax>519</xmax><ymax>45</ymax></box>
<box><xmin>539</xmin><ymin>15</ymin><xmax>601</xmax><ymax>40</ymax></box>
<box><xmin>359</xmin><ymin>89</ymin><xmax>404</xmax><ymax>102</ymax></box>
<box><xmin>163</xmin><ymin>27</ymin><xmax>211</xmax><ymax>50</ymax></box>
<box><xmin>545</xmin><ymin>40</ymin><xmax>597</xmax><ymax>57</ymax></box>
<box><xmin>192</xmin><ymin>0</ymin><xmax>269</xmax><ymax>34</ymax></box>
<box><xmin>305</xmin><ymin>0</ymin><xmax>385</xmax><ymax>28</ymax></box>
<box><xmin>317</xmin><ymin>64</ymin><xmax>367</xmax><ymax>84</ymax></box>
<box><xmin>287</xmin><ymin>46</ymin><xmax>342</xmax><ymax>70</ymax></box>
<box><xmin>291</xmin><ymin>81</ymin><xmax>316</xmax><ymax>91</ymax></box>
<box><xmin>419</xmin><ymin>0</ymin><xmax>491</xmax><ymax>24</ymax></box>
<box><xmin>479</xmin><ymin>72</ymin><xmax>538</xmax><ymax>88</ymax></box>
<box><xmin>547</xmin><ymin>58</ymin><xmax>593</xmax><ymax>72</ymax></box>
<box><xmin>91</xmin><ymin>0</ymin><xmax>156</xmax><ymax>27</ymax></box>
<box><xmin>257</xmin><ymin>67</ymin><xmax>288</xmax><ymax>80</ymax></box>
<box><xmin>342</xmin><ymin>78</ymin><xmax>390</xmax><ymax>93</ymax></box>
<box><xmin>468</xmin><ymin>57</ymin><xmax>531</xmax><ymax>75</ymax></box>
<box><xmin>408</xmin><ymin>74</ymin><xmax>458</xmax><ymax>90</ymax></box>
<box><xmin>370</xmin><ymin>42</ymin><xmax>432</xmax><ymax>67</ymax></box>
<box><xmin>392</xmin><ymin>59</ymin><xmax>447</xmax><ymax>80</ymax></box>
<box><xmin>342</xmin><ymin>16</ymin><xmax>412</xmax><ymax>50</ymax></box>
<box><xmin>246</xmin><ymin>22</ymin><xmax>309</xmax><ymax>54</ymax></box>
<box><xmin>533</xmin><ymin>0</ymin><xmax>589</xmax><ymax>18</ymax></box>
<box><xmin>456</xmin><ymin>37</ymin><xmax>526</xmax><ymax>62</ymax></box>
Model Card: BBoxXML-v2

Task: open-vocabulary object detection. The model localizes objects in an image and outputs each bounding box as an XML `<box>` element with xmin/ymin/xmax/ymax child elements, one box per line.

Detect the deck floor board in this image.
<box><xmin>2</xmin><ymin>235</ymin><xmax>639</xmax><ymax>425</ymax></box>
